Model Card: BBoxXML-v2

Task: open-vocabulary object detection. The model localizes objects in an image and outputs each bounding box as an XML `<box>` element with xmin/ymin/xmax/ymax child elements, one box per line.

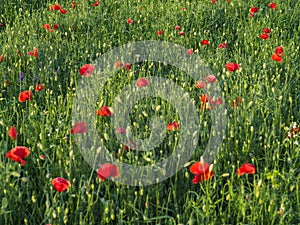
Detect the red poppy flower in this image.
<box><xmin>175</xmin><ymin>25</ymin><xmax>181</xmax><ymax>30</ymax></box>
<box><xmin>123</xmin><ymin>63</ymin><xmax>131</xmax><ymax>70</ymax></box>
<box><xmin>53</xmin><ymin>24</ymin><xmax>59</xmax><ymax>30</ymax></box>
<box><xmin>249</xmin><ymin>7</ymin><xmax>259</xmax><ymax>14</ymax></box>
<box><xmin>71</xmin><ymin>2</ymin><xmax>76</xmax><ymax>9</ymax></box>
<box><xmin>92</xmin><ymin>0</ymin><xmax>100</xmax><ymax>6</ymax></box>
<box><xmin>190</xmin><ymin>161</ymin><xmax>214</xmax><ymax>184</ymax></box>
<box><xmin>201</xmin><ymin>40</ymin><xmax>210</xmax><ymax>45</ymax></box>
<box><xmin>271</xmin><ymin>54</ymin><xmax>282</xmax><ymax>62</ymax></box>
<box><xmin>114</xmin><ymin>61</ymin><xmax>124</xmax><ymax>68</ymax></box>
<box><xmin>49</xmin><ymin>29</ymin><xmax>55</xmax><ymax>32</ymax></box>
<box><xmin>182</xmin><ymin>7</ymin><xmax>187</xmax><ymax>11</ymax></box>
<box><xmin>51</xmin><ymin>4</ymin><xmax>62</xmax><ymax>10</ymax></box>
<box><xmin>6</xmin><ymin>146</ymin><xmax>30</xmax><ymax>166</ymax></box>
<box><xmin>195</xmin><ymin>80</ymin><xmax>207</xmax><ymax>89</ymax></box>
<box><xmin>136</xmin><ymin>78</ymin><xmax>149</xmax><ymax>87</ymax></box>
<box><xmin>218</xmin><ymin>43</ymin><xmax>228</xmax><ymax>49</ymax></box>
<box><xmin>28</xmin><ymin>47</ymin><xmax>38</xmax><ymax>58</ymax></box>
<box><xmin>18</xmin><ymin>90</ymin><xmax>33</xmax><ymax>103</ymax></box>
<box><xmin>178</xmin><ymin>31</ymin><xmax>185</xmax><ymax>35</ymax></box>
<box><xmin>187</xmin><ymin>48</ymin><xmax>193</xmax><ymax>55</ymax></box>
<box><xmin>79</xmin><ymin>64</ymin><xmax>96</xmax><ymax>76</ymax></box>
<box><xmin>263</xmin><ymin>28</ymin><xmax>271</xmax><ymax>33</ymax></box>
<box><xmin>0</xmin><ymin>55</ymin><xmax>3</xmax><ymax>62</ymax></box>
<box><xmin>269</xmin><ymin>2</ymin><xmax>277</xmax><ymax>9</ymax></box>
<box><xmin>200</xmin><ymin>94</ymin><xmax>212</xmax><ymax>109</ymax></box>
<box><xmin>59</xmin><ymin>9</ymin><xmax>67</xmax><ymax>14</ymax></box>
<box><xmin>259</xmin><ymin>33</ymin><xmax>269</xmax><ymax>40</ymax></box>
<box><xmin>225</xmin><ymin>63</ymin><xmax>240</xmax><ymax>72</ymax></box>
<box><xmin>97</xmin><ymin>106</ymin><xmax>112</xmax><ymax>117</ymax></box>
<box><xmin>231</xmin><ymin>97</ymin><xmax>243</xmax><ymax>108</ymax></box>
<box><xmin>43</xmin><ymin>24</ymin><xmax>51</xmax><ymax>30</ymax></box>
<box><xmin>156</xmin><ymin>30</ymin><xmax>163</xmax><ymax>35</ymax></box>
<box><xmin>8</xmin><ymin>126</ymin><xmax>17</xmax><ymax>140</ymax></box>
<box><xmin>126</xmin><ymin>18</ymin><xmax>133</xmax><ymax>24</ymax></box>
<box><xmin>97</xmin><ymin>163</ymin><xmax>120</xmax><ymax>181</ymax></box>
<box><xmin>166</xmin><ymin>121</ymin><xmax>179</xmax><ymax>131</ymax></box>
<box><xmin>275</xmin><ymin>46</ymin><xmax>284</xmax><ymax>56</ymax></box>
<box><xmin>35</xmin><ymin>83</ymin><xmax>45</xmax><ymax>92</ymax></box>
<box><xmin>205</xmin><ymin>75</ymin><xmax>217</xmax><ymax>83</ymax></box>
<box><xmin>236</xmin><ymin>163</ymin><xmax>256</xmax><ymax>176</ymax></box>
<box><xmin>39</xmin><ymin>155</ymin><xmax>46</xmax><ymax>160</ymax></box>
<box><xmin>52</xmin><ymin>177</ymin><xmax>71</xmax><ymax>192</ymax></box>
<box><xmin>71</xmin><ymin>122</ymin><xmax>87</xmax><ymax>134</ymax></box>
<box><xmin>212</xmin><ymin>0</ymin><xmax>216</xmax><ymax>4</ymax></box>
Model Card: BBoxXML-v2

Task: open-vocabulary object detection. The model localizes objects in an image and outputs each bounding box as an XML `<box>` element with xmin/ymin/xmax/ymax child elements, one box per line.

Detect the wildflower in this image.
<box><xmin>28</xmin><ymin>48</ymin><xmax>38</xmax><ymax>58</ymax></box>
<box><xmin>52</xmin><ymin>177</ymin><xmax>71</xmax><ymax>192</ymax></box>
<box><xmin>205</xmin><ymin>75</ymin><xmax>217</xmax><ymax>83</ymax></box>
<box><xmin>236</xmin><ymin>163</ymin><xmax>256</xmax><ymax>176</ymax></box>
<box><xmin>156</xmin><ymin>30</ymin><xmax>163</xmax><ymax>35</ymax></box>
<box><xmin>218</xmin><ymin>43</ymin><xmax>228</xmax><ymax>49</ymax></box>
<box><xmin>225</xmin><ymin>63</ymin><xmax>240</xmax><ymax>72</ymax></box>
<box><xmin>8</xmin><ymin>126</ymin><xmax>17</xmax><ymax>140</ymax></box>
<box><xmin>190</xmin><ymin>160</ymin><xmax>214</xmax><ymax>184</ymax></box>
<box><xmin>97</xmin><ymin>106</ymin><xmax>112</xmax><ymax>117</ymax></box>
<box><xmin>195</xmin><ymin>80</ymin><xmax>207</xmax><ymax>89</ymax></box>
<box><xmin>6</xmin><ymin>146</ymin><xmax>30</xmax><ymax>166</ymax></box>
<box><xmin>18</xmin><ymin>90</ymin><xmax>33</xmax><ymax>102</ymax></box>
<box><xmin>92</xmin><ymin>0</ymin><xmax>100</xmax><ymax>6</ymax></box>
<box><xmin>187</xmin><ymin>48</ymin><xmax>193</xmax><ymax>55</ymax></box>
<box><xmin>35</xmin><ymin>83</ymin><xmax>45</xmax><ymax>92</ymax></box>
<box><xmin>136</xmin><ymin>78</ymin><xmax>149</xmax><ymax>87</ymax></box>
<box><xmin>263</xmin><ymin>28</ymin><xmax>271</xmax><ymax>33</ymax></box>
<box><xmin>71</xmin><ymin>122</ymin><xmax>87</xmax><ymax>134</ymax></box>
<box><xmin>79</xmin><ymin>64</ymin><xmax>96</xmax><ymax>76</ymax></box>
<box><xmin>166</xmin><ymin>121</ymin><xmax>179</xmax><ymax>131</ymax></box>
<box><xmin>178</xmin><ymin>31</ymin><xmax>185</xmax><ymax>35</ymax></box>
<box><xmin>269</xmin><ymin>2</ymin><xmax>277</xmax><ymax>9</ymax></box>
<box><xmin>126</xmin><ymin>18</ymin><xmax>133</xmax><ymax>24</ymax></box>
<box><xmin>259</xmin><ymin>33</ymin><xmax>269</xmax><ymax>40</ymax></box>
<box><xmin>97</xmin><ymin>163</ymin><xmax>119</xmax><ymax>181</ymax></box>
<box><xmin>201</xmin><ymin>40</ymin><xmax>210</xmax><ymax>45</ymax></box>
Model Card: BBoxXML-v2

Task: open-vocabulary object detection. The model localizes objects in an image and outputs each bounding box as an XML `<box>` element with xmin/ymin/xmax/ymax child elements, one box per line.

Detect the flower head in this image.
<box><xmin>79</xmin><ymin>64</ymin><xmax>96</xmax><ymax>76</ymax></box>
<box><xmin>18</xmin><ymin>90</ymin><xmax>33</xmax><ymax>102</ymax></box>
<box><xmin>8</xmin><ymin>126</ymin><xmax>17</xmax><ymax>140</ymax></box>
<box><xmin>71</xmin><ymin>122</ymin><xmax>87</xmax><ymax>134</ymax></box>
<box><xmin>97</xmin><ymin>106</ymin><xmax>112</xmax><ymax>117</ymax></box>
<box><xmin>236</xmin><ymin>163</ymin><xmax>256</xmax><ymax>176</ymax></box>
<box><xmin>52</xmin><ymin>177</ymin><xmax>70</xmax><ymax>192</ymax></box>
<box><xmin>190</xmin><ymin>160</ymin><xmax>214</xmax><ymax>184</ymax></box>
<box><xmin>97</xmin><ymin>163</ymin><xmax>119</xmax><ymax>181</ymax></box>
<box><xmin>6</xmin><ymin>146</ymin><xmax>30</xmax><ymax>166</ymax></box>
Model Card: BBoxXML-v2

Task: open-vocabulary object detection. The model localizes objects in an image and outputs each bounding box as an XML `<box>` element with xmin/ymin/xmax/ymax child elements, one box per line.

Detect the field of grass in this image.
<box><xmin>0</xmin><ymin>0</ymin><xmax>299</xmax><ymax>224</ymax></box>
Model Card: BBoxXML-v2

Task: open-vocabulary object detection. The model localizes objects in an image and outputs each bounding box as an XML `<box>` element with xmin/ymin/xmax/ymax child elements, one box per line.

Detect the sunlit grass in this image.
<box><xmin>0</xmin><ymin>0</ymin><xmax>299</xmax><ymax>224</ymax></box>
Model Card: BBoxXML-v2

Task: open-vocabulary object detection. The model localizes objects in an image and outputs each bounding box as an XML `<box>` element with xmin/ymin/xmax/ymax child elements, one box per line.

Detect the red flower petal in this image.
<box><xmin>225</xmin><ymin>63</ymin><xmax>240</xmax><ymax>72</ymax></box>
<box><xmin>136</xmin><ymin>78</ymin><xmax>149</xmax><ymax>87</ymax></box>
<box><xmin>97</xmin><ymin>163</ymin><xmax>119</xmax><ymax>181</ymax></box>
<box><xmin>205</xmin><ymin>75</ymin><xmax>217</xmax><ymax>83</ymax></box>
<box><xmin>71</xmin><ymin>122</ymin><xmax>87</xmax><ymax>134</ymax></box>
<box><xmin>166</xmin><ymin>121</ymin><xmax>179</xmax><ymax>131</ymax></box>
<box><xmin>8</xmin><ymin>126</ymin><xmax>17</xmax><ymax>140</ymax></box>
<box><xmin>52</xmin><ymin>177</ymin><xmax>70</xmax><ymax>192</ymax></box>
<box><xmin>18</xmin><ymin>90</ymin><xmax>33</xmax><ymax>103</ymax></box>
<box><xmin>263</xmin><ymin>28</ymin><xmax>271</xmax><ymax>33</ymax></box>
<box><xmin>97</xmin><ymin>106</ymin><xmax>112</xmax><ymax>117</ymax></box>
<box><xmin>6</xmin><ymin>146</ymin><xmax>30</xmax><ymax>166</ymax></box>
<box><xmin>269</xmin><ymin>2</ymin><xmax>277</xmax><ymax>9</ymax></box>
<box><xmin>236</xmin><ymin>163</ymin><xmax>256</xmax><ymax>176</ymax></box>
<box><xmin>35</xmin><ymin>83</ymin><xmax>45</xmax><ymax>92</ymax></box>
<box><xmin>271</xmin><ymin>54</ymin><xmax>282</xmax><ymax>62</ymax></box>
<box><xmin>195</xmin><ymin>80</ymin><xmax>207</xmax><ymax>89</ymax></box>
<box><xmin>201</xmin><ymin>40</ymin><xmax>210</xmax><ymax>45</ymax></box>
<box><xmin>126</xmin><ymin>18</ymin><xmax>133</xmax><ymax>24</ymax></box>
<box><xmin>79</xmin><ymin>64</ymin><xmax>96</xmax><ymax>76</ymax></box>
<box><xmin>259</xmin><ymin>33</ymin><xmax>269</xmax><ymax>40</ymax></box>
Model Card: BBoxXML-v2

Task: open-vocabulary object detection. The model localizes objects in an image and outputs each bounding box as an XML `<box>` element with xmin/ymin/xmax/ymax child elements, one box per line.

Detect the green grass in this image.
<box><xmin>0</xmin><ymin>0</ymin><xmax>299</xmax><ymax>224</ymax></box>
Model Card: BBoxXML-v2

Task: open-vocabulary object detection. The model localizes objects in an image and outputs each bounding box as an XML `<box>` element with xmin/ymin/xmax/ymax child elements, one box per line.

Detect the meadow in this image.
<box><xmin>0</xmin><ymin>0</ymin><xmax>299</xmax><ymax>224</ymax></box>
